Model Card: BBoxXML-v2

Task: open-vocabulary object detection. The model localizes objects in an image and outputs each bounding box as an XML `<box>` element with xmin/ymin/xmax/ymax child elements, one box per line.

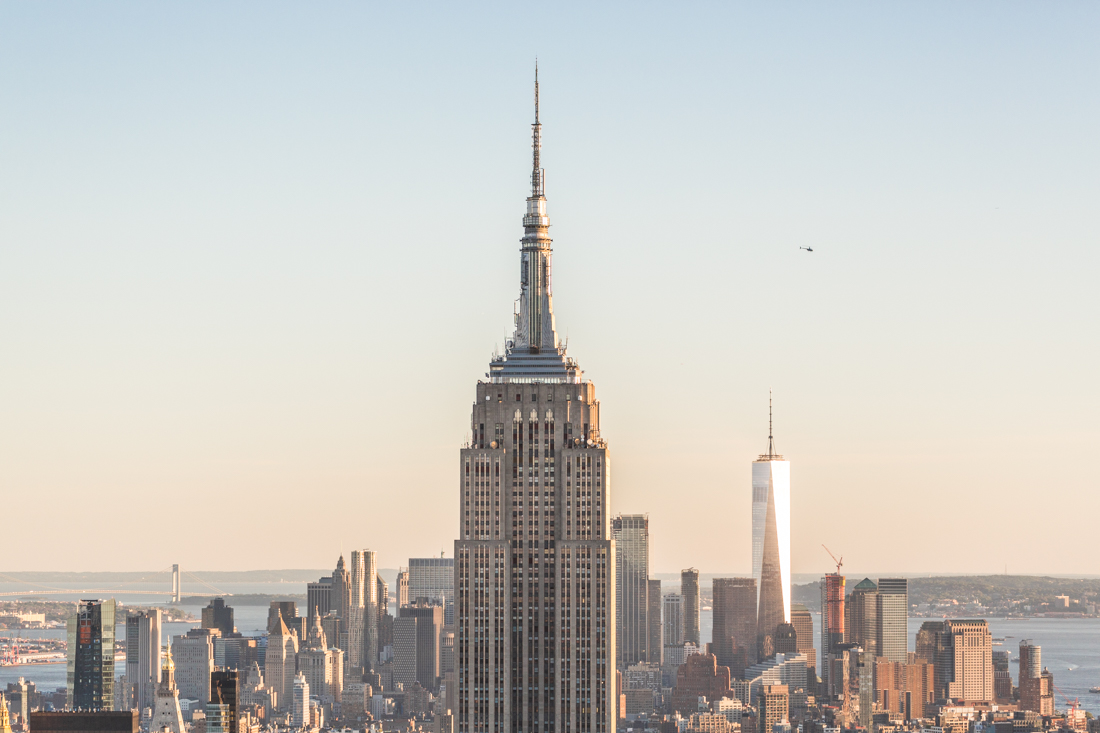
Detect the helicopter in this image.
<box><xmin>800</xmin><ymin>246</ymin><xmax>814</xmax><ymax>252</ymax></box>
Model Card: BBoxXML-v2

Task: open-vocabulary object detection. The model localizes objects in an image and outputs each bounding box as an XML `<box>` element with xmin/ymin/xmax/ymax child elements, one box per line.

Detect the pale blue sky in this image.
<box><xmin>1</xmin><ymin>3</ymin><xmax>1097</xmax><ymax>574</ymax></box>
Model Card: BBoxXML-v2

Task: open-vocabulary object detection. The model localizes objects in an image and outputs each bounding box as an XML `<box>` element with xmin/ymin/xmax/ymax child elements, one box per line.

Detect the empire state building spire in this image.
<box><xmin>488</xmin><ymin>67</ymin><xmax>580</xmax><ymax>384</ymax></box>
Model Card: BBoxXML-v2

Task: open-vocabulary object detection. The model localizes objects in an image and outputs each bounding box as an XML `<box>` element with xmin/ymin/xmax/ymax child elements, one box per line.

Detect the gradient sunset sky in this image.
<box><xmin>1</xmin><ymin>3</ymin><xmax>1097</xmax><ymax>575</ymax></box>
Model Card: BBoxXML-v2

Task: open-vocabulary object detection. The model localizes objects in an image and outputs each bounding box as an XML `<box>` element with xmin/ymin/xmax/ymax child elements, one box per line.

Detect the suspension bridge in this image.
<box><xmin>0</xmin><ymin>566</ymin><xmax>228</xmax><ymax>601</ymax></box>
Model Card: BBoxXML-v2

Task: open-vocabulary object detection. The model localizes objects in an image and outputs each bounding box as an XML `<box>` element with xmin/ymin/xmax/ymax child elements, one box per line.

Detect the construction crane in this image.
<box><xmin>822</xmin><ymin>544</ymin><xmax>843</xmax><ymax>575</ymax></box>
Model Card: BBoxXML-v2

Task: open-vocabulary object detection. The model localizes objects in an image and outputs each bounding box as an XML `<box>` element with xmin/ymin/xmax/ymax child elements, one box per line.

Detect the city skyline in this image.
<box><xmin>3</xmin><ymin>4</ymin><xmax>1099</xmax><ymax>575</ymax></box>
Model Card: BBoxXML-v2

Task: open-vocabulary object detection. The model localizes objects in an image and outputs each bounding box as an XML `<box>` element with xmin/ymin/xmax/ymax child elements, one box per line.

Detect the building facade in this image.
<box><xmin>846</xmin><ymin>579</ymin><xmax>878</xmax><ymax>657</ymax></box>
<box><xmin>454</xmin><ymin>72</ymin><xmax>615</xmax><ymax>733</ymax></box>
<box><xmin>348</xmin><ymin>550</ymin><xmax>378</xmax><ymax>673</ymax></box>
<box><xmin>945</xmin><ymin>619</ymin><xmax>993</xmax><ymax>703</ymax></box>
<box><xmin>201</xmin><ymin>599</ymin><xmax>234</xmax><ymax>637</ymax></box>
<box><xmin>663</xmin><ymin>594</ymin><xmax>684</xmax><ymax>649</ymax></box>
<box><xmin>820</xmin><ymin>574</ymin><xmax>845</xmax><ymax>698</ymax></box>
<box><xmin>613</xmin><ymin>515</ymin><xmax>650</xmax><ymax>668</ymax></box>
<box><xmin>409</xmin><ymin>557</ymin><xmax>454</xmax><ymax>625</ymax></box>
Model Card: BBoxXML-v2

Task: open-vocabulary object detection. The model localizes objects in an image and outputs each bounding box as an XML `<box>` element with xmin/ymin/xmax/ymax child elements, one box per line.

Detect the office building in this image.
<box><xmin>409</xmin><ymin>557</ymin><xmax>455</xmax><ymax>625</ymax></box>
<box><xmin>0</xmin><ymin>693</ymin><xmax>11</xmax><ymax>733</ymax></box>
<box><xmin>124</xmin><ymin>609</ymin><xmax>161</xmax><ymax>714</ymax></box>
<box><xmin>298</xmin><ymin>615</ymin><xmax>343</xmax><ymax>708</ymax></box>
<box><xmin>846</xmin><ymin>579</ymin><xmax>877</xmax><ymax>657</ymax></box>
<box><xmin>30</xmin><ymin>712</ymin><xmax>137</xmax><ymax>733</ymax></box>
<box><xmin>915</xmin><ymin>621</ymin><xmax>951</xmax><ymax>700</ymax></box>
<box><xmin>394</xmin><ymin>602</ymin><xmax>444</xmax><ymax>693</ymax></box>
<box><xmin>264</xmin><ymin>614</ymin><xmax>299</xmax><ymax>708</ymax></box>
<box><xmin>307</xmin><ymin>578</ymin><xmax>333</xmax><ymax>620</ymax></box>
<box><xmin>663</xmin><ymin>593</ymin><xmax>684</xmax><ymax>648</ymax></box>
<box><xmin>201</xmin><ymin>599</ymin><xmax>234</xmax><ymax>637</ymax></box>
<box><xmin>207</xmin><ymin>671</ymin><xmax>237</xmax><ymax>733</ymax></box>
<box><xmin>756</xmin><ymin>684</ymin><xmax>789</xmax><ymax>733</ymax></box>
<box><xmin>993</xmin><ymin>650</ymin><xmax>1012</xmax><ymax>702</ymax></box>
<box><xmin>820</xmin><ymin>574</ymin><xmax>845</xmax><ymax>697</ymax></box>
<box><xmin>613</xmin><ymin>514</ymin><xmax>650</xmax><ymax>668</ymax></box>
<box><xmin>396</xmin><ymin>569</ymin><xmax>410</xmax><ymax>609</ymax></box>
<box><xmin>876</xmin><ymin>578</ymin><xmax>908</xmax><ymax>663</ymax></box>
<box><xmin>681</xmin><ymin>568</ymin><xmax>700</xmax><ymax>647</ymax></box>
<box><xmin>454</xmin><ymin>73</ymin><xmax>615</xmax><ymax>733</ymax></box>
<box><xmin>171</xmin><ymin>628</ymin><xmax>216</xmax><ymax>704</ymax></box>
<box><xmin>349</xmin><ymin>550</ymin><xmax>379</xmax><ymax>673</ymax></box>
<box><xmin>712</xmin><ymin>578</ymin><xmax>757</xmax><ymax>677</ymax></box>
<box><xmin>943</xmin><ymin>620</ymin><xmax>993</xmax><ymax>703</ymax></box>
<box><xmin>874</xmin><ymin>657</ymin><xmax>934</xmax><ymax>720</ymax></box>
<box><xmin>149</xmin><ymin>646</ymin><xmax>185</xmax><ymax>733</ymax></box>
<box><xmin>789</xmin><ymin>605</ymin><xmax>815</xmax><ymax>673</ymax></box>
<box><xmin>670</xmin><ymin>654</ymin><xmax>733</xmax><ymax>715</ymax></box>
<box><xmin>647</xmin><ymin>580</ymin><xmax>662</xmax><ymax>666</ymax></box>
<box><xmin>67</xmin><ymin>600</ymin><xmax>117</xmax><ymax>711</ymax></box>
<box><xmin>752</xmin><ymin>397</ymin><xmax>790</xmax><ymax>655</ymax></box>
<box><xmin>290</xmin><ymin>674</ymin><xmax>309</xmax><ymax>729</ymax></box>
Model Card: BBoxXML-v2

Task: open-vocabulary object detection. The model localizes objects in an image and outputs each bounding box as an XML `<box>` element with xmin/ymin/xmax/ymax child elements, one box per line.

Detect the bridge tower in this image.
<box><xmin>171</xmin><ymin>565</ymin><xmax>180</xmax><ymax>603</ymax></box>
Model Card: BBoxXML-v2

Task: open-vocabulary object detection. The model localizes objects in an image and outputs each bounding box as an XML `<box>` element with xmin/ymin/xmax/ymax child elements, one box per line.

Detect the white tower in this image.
<box><xmin>751</xmin><ymin>392</ymin><xmax>791</xmax><ymax>652</ymax></box>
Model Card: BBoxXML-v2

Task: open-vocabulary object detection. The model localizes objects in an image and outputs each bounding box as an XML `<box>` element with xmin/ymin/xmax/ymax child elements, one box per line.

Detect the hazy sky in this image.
<box><xmin>2</xmin><ymin>3</ymin><xmax>1098</xmax><ymax>576</ymax></box>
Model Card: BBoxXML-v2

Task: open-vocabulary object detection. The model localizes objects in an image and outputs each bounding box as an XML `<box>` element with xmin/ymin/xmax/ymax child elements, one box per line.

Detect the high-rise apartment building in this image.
<box><xmin>125</xmin><ymin>609</ymin><xmax>161</xmax><ymax>714</ymax></box>
<box><xmin>68</xmin><ymin>600</ymin><xmax>117</xmax><ymax>711</ymax></box>
<box><xmin>820</xmin><ymin>574</ymin><xmax>845</xmax><ymax>697</ymax></box>
<box><xmin>846</xmin><ymin>579</ymin><xmax>877</xmax><ymax>657</ymax></box>
<box><xmin>876</xmin><ymin>578</ymin><xmax>908</xmax><ymax>663</ymax></box>
<box><xmin>1019</xmin><ymin>640</ymin><xmax>1054</xmax><ymax>715</ymax></box>
<box><xmin>349</xmin><ymin>550</ymin><xmax>378</xmax><ymax>673</ymax></box>
<box><xmin>171</xmin><ymin>628</ymin><xmax>216</xmax><ymax>704</ymax></box>
<box><xmin>752</xmin><ymin>398</ymin><xmax>790</xmax><ymax>654</ymax></box>
<box><xmin>647</xmin><ymin>580</ymin><xmax>662</xmax><ymax>666</ymax></box>
<box><xmin>681</xmin><ymin>569</ymin><xmax>700</xmax><ymax>647</ymax></box>
<box><xmin>454</xmin><ymin>72</ymin><xmax>615</xmax><ymax>733</ymax></box>
<box><xmin>712</xmin><ymin>578</ymin><xmax>757</xmax><ymax>676</ymax></box>
<box><xmin>201</xmin><ymin>599</ymin><xmax>234</xmax><ymax>637</ymax></box>
<box><xmin>613</xmin><ymin>515</ymin><xmax>650</xmax><ymax>668</ymax></box>
<box><xmin>409</xmin><ymin>557</ymin><xmax>454</xmax><ymax>625</ymax></box>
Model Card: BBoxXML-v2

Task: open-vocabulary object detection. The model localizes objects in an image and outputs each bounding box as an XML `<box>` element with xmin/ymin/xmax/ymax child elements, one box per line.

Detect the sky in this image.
<box><xmin>1</xmin><ymin>3</ymin><xmax>1098</xmax><ymax>576</ymax></box>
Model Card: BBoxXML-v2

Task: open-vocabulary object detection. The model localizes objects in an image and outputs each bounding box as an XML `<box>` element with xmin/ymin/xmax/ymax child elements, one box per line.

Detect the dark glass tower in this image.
<box><xmin>67</xmin><ymin>599</ymin><xmax>116</xmax><ymax>710</ymax></box>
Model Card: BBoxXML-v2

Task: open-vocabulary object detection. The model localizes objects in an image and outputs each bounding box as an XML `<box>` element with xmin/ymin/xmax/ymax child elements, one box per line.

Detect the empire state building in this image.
<box><xmin>454</xmin><ymin>73</ymin><xmax>615</xmax><ymax>733</ymax></box>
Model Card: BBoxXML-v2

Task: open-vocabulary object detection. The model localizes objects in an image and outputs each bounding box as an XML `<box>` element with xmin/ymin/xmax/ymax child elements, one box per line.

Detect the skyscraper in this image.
<box><xmin>613</xmin><ymin>515</ymin><xmax>650</xmax><ymax>668</ymax></box>
<box><xmin>125</xmin><ymin>609</ymin><xmax>161</xmax><ymax>714</ymax></box>
<box><xmin>307</xmin><ymin>578</ymin><xmax>333</xmax><ymax>620</ymax></box>
<box><xmin>67</xmin><ymin>599</ymin><xmax>116</xmax><ymax>711</ymax></box>
<box><xmin>820</xmin><ymin>574</ymin><xmax>845</xmax><ymax>697</ymax></box>
<box><xmin>663</xmin><ymin>594</ymin><xmax>684</xmax><ymax>648</ymax></box>
<box><xmin>201</xmin><ymin>599</ymin><xmax>234</xmax><ymax>637</ymax></box>
<box><xmin>396</xmin><ymin>569</ymin><xmax>410</xmax><ymax>609</ymax></box>
<box><xmin>264</xmin><ymin>614</ymin><xmax>299</xmax><ymax>708</ymax></box>
<box><xmin>846</xmin><ymin>579</ymin><xmax>878</xmax><ymax>657</ymax></box>
<box><xmin>875</xmin><ymin>578</ymin><xmax>908</xmax><ymax>663</ymax></box>
<box><xmin>1019</xmin><ymin>640</ymin><xmax>1054</xmax><ymax>715</ymax></box>
<box><xmin>349</xmin><ymin>550</ymin><xmax>378</xmax><ymax>673</ymax></box>
<box><xmin>944</xmin><ymin>620</ymin><xmax>993</xmax><ymax>703</ymax></box>
<box><xmin>171</xmin><ymin>628</ymin><xmax>216</xmax><ymax>705</ymax></box>
<box><xmin>711</xmin><ymin>578</ymin><xmax>757</xmax><ymax>676</ymax></box>
<box><xmin>207</xmin><ymin>671</ymin><xmax>237</xmax><ymax>733</ymax></box>
<box><xmin>647</xmin><ymin>580</ymin><xmax>662</xmax><ymax>666</ymax></box>
<box><xmin>408</xmin><ymin>557</ymin><xmax>454</xmax><ymax>625</ymax></box>
<box><xmin>681</xmin><ymin>569</ymin><xmax>700</xmax><ymax>648</ymax></box>
<box><xmin>394</xmin><ymin>602</ymin><xmax>444</xmax><ymax>693</ymax></box>
<box><xmin>454</xmin><ymin>70</ymin><xmax>615</xmax><ymax>733</ymax></box>
<box><xmin>752</xmin><ymin>395</ymin><xmax>790</xmax><ymax>655</ymax></box>
<box><xmin>789</xmin><ymin>605</ymin><xmax>816</xmax><ymax>674</ymax></box>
